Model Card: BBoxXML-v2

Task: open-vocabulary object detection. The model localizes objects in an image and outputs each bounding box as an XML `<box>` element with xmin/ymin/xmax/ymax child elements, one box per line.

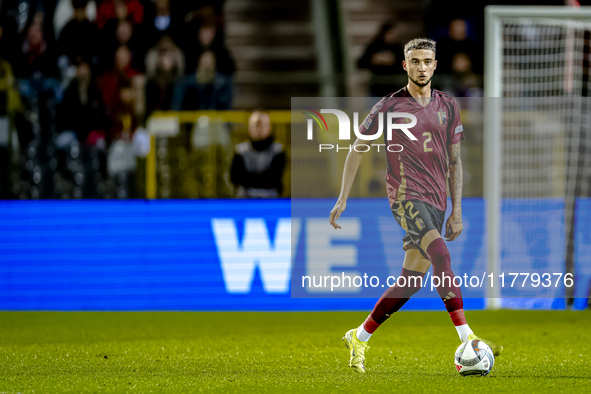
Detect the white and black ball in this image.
<box><xmin>454</xmin><ymin>339</ymin><xmax>495</xmax><ymax>376</ymax></box>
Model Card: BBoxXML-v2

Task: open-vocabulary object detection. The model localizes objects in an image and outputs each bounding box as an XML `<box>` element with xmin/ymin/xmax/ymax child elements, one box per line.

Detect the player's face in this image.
<box><xmin>248</xmin><ymin>112</ymin><xmax>271</xmax><ymax>141</ymax></box>
<box><xmin>403</xmin><ymin>49</ymin><xmax>437</xmax><ymax>88</ymax></box>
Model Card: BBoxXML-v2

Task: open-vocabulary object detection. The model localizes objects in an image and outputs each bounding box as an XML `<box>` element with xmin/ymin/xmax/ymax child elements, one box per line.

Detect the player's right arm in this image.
<box><xmin>329</xmin><ymin>137</ymin><xmax>367</xmax><ymax>229</ymax></box>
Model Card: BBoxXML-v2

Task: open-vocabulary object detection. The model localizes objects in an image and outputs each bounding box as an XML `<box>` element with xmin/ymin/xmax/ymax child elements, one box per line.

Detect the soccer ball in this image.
<box><xmin>454</xmin><ymin>339</ymin><xmax>495</xmax><ymax>376</ymax></box>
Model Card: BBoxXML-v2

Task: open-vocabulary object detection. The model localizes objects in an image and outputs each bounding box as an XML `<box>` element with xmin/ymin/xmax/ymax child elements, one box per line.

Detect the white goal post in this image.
<box><xmin>484</xmin><ymin>6</ymin><xmax>591</xmax><ymax>309</ymax></box>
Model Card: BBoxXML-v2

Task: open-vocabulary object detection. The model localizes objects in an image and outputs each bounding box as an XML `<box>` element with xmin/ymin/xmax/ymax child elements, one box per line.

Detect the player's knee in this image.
<box><xmin>426</xmin><ymin>238</ymin><xmax>450</xmax><ymax>269</ymax></box>
<box><xmin>420</xmin><ymin>228</ymin><xmax>441</xmax><ymax>250</ymax></box>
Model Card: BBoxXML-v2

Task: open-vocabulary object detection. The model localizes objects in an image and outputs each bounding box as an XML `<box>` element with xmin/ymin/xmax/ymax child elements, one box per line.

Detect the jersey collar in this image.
<box><xmin>403</xmin><ymin>85</ymin><xmax>434</xmax><ymax>97</ymax></box>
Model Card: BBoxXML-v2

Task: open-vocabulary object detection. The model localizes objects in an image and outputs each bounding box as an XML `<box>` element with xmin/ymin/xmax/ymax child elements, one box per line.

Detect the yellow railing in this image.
<box><xmin>146</xmin><ymin>110</ymin><xmax>294</xmax><ymax>199</ymax></box>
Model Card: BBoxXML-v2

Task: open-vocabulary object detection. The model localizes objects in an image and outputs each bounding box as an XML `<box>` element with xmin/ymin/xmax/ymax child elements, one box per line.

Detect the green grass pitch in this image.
<box><xmin>0</xmin><ymin>310</ymin><xmax>590</xmax><ymax>393</ymax></box>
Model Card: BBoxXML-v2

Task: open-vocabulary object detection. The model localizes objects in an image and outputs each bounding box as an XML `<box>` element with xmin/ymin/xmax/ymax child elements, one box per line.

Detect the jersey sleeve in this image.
<box><xmin>358</xmin><ymin>97</ymin><xmax>387</xmax><ymax>136</ymax></box>
<box><xmin>447</xmin><ymin>98</ymin><xmax>465</xmax><ymax>145</ymax></box>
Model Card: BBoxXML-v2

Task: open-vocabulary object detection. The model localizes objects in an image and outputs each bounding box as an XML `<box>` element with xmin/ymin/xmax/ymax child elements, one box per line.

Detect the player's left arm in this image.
<box><xmin>445</xmin><ymin>142</ymin><xmax>463</xmax><ymax>241</ymax></box>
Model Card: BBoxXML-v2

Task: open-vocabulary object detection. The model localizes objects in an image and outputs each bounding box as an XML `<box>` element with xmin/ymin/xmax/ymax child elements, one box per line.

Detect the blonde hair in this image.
<box><xmin>404</xmin><ymin>38</ymin><xmax>436</xmax><ymax>58</ymax></box>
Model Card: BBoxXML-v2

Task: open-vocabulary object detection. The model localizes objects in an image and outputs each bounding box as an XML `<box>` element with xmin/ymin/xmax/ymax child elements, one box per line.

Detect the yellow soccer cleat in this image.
<box><xmin>468</xmin><ymin>334</ymin><xmax>503</xmax><ymax>357</ymax></box>
<box><xmin>342</xmin><ymin>328</ymin><xmax>369</xmax><ymax>373</ymax></box>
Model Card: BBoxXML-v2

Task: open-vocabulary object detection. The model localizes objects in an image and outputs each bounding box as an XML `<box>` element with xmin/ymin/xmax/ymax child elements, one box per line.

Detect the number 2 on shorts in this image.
<box><xmin>405</xmin><ymin>201</ymin><xmax>419</xmax><ymax>219</ymax></box>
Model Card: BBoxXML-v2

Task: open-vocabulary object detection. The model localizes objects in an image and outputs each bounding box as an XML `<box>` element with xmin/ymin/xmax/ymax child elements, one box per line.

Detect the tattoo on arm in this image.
<box><xmin>447</xmin><ymin>143</ymin><xmax>463</xmax><ymax>213</ymax></box>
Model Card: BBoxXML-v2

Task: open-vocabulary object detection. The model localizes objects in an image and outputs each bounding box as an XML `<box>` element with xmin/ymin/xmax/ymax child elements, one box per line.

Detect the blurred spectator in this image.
<box><xmin>99</xmin><ymin>18</ymin><xmax>143</xmax><ymax>73</ymax></box>
<box><xmin>54</xmin><ymin>60</ymin><xmax>108</xmax><ymax>199</ymax></box>
<box><xmin>16</xmin><ymin>14</ymin><xmax>62</xmax><ymax>145</ymax></box>
<box><xmin>12</xmin><ymin>0</ymin><xmax>58</xmax><ymax>44</ymax></box>
<box><xmin>16</xmin><ymin>19</ymin><xmax>59</xmax><ymax>79</ymax></box>
<box><xmin>56</xmin><ymin>60</ymin><xmax>106</xmax><ymax>145</ymax></box>
<box><xmin>0</xmin><ymin>2</ymin><xmax>21</xmax><ymax>65</ymax></box>
<box><xmin>114</xmin><ymin>19</ymin><xmax>134</xmax><ymax>48</ymax></box>
<box><xmin>178</xmin><ymin>1</ymin><xmax>225</xmax><ymax>38</ymax></box>
<box><xmin>109</xmin><ymin>78</ymin><xmax>136</xmax><ymax>142</ymax></box>
<box><xmin>98</xmin><ymin>45</ymin><xmax>138</xmax><ymax>131</ymax></box>
<box><xmin>145</xmin><ymin>35</ymin><xmax>184</xmax><ymax>114</ymax></box>
<box><xmin>0</xmin><ymin>49</ymin><xmax>20</xmax><ymax>118</ymax></box>
<box><xmin>435</xmin><ymin>19</ymin><xmax>482</xmax><ymax>74</ymax></box>
<box><xmin>57</xmin><ymin>0</ymin><xmax>99</xmax><ymax>66</ymax></box>
<box><xmin>231</xmin><ymin>111</ymin><xmax>285</xmax><ymax>198</ymax></box>
<box><xmin>0</xmin><ymin>49</ymin><xmax>18</xmax><ymax>197</ymax></box>
<box><xmin>54</xmin><ymin>0</ymin><xmax>97</xmax><ymax>40</ymax></box>
<box><xmin>153</xmin><ymin>0</ymin><xmax>172</xmax><ymax>32</ymax></box>
<box><xmin>143</xmin><ymin>0</ymin><xmax>179</xmax><ymax>45</ymax></box>
<box><xmin>444</xmin><ymin>53</ymin><xmax>482</xmax><ymax>97</ymax></box>
<box><xmin>173</xmin><ymin>22</ymin><xmax>234</xmax><ymax>110</ymax></box>
<box><xmin>183</xmin><ymin>22</ymin><xmax>234</xmax><ymax>76</ymax></box>
<box><xmin>96</xmin><ymin>0</ymin><xmax>143</xmax><ymax>30</ymax></box>
<box><xmin>358</xmin><ymin>22</ymin><xmax>404</xmax><ymax>97</ymax></box>
<box><xmin>145</xmin><ymin>35</ymin><xmax>184</xmax><ymax>77</ymax></box>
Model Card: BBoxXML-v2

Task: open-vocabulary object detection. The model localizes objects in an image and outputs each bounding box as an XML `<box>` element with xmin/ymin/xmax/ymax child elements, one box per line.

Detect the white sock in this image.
<box><xmin>356</xmin><ymin>324</ymin><xmax>372</xmax><ymax>342</ymax></box>
<box><xmin>455</xmin><ymin>324</ymin><xmax>474</xmax><ymax>343</ymax></box>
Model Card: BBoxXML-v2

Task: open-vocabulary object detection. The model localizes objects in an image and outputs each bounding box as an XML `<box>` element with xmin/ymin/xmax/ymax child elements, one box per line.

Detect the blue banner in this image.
<box><xmin>0</xmin><ymin>198</ymin><xmax>575</xmax><ymax>311</ymax></box>
<box><xmin>0</xmin><ymin>200</ymin><xmax>377</xmax><ymax>311</ymax></box>
<box><xmin>574</xmin><ymin>198</ymin><xmax>591</xmax><ymax>310</ymax></box>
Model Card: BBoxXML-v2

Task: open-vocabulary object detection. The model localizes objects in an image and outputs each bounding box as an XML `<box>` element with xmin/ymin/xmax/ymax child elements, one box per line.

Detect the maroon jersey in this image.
<box><xmin>359</xmin><ymin>87</ymin><xmax>464</xmax><ymax>211</ymax></box>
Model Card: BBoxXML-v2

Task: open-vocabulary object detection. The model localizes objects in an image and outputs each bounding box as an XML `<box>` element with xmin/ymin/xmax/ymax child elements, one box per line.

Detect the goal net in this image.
<box><xmin>485</xmin><ymin>6</ymin><xmax>591</xmax><ymax>308</ymax></box>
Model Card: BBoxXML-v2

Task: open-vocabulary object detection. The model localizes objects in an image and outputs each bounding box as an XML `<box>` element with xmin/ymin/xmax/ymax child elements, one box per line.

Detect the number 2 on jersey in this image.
<box><xmin>423</xmin><ymin>132</ymin><xmax>433</xmax><ymax>152</ymax></box>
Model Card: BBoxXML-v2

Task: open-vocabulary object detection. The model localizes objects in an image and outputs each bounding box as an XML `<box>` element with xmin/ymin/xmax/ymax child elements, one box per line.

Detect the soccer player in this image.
<box><xmin>328</xmin><ymin>38</ymin><xmax>503</xmax><ymax>374</ymax></box>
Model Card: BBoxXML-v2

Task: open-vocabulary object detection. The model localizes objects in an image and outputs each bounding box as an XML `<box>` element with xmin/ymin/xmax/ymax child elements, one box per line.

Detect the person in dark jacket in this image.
<box><xmin>57</xmin><ymin>0</ymin><xmax>99</xmax><ymax>65</ymax></box>
<box><xmin>57</xmin><ymin>60</ymin><xmax>105</xmax><ymax>143</ymax></box>
<box><xmin>230</xmin><ymin>111</ymin><xmax>285</xmax><ymax>198</ymax></box>
<box><xmin>171</xmin><ymin>21</ymin><xmax>234</xmax><ymax>110</ymax></box>
<box><xmin>358</xmin><ymin>22</ymin><xmax>403</xmax><ymax>97</ymax></box>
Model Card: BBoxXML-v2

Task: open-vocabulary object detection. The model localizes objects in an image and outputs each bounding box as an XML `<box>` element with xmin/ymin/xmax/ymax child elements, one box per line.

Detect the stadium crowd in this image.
<box><xmin>0</xmin><ymin>0</ymin><xmax>234</xmax><ymax>198</ymax></box>
<box><xmin>0</xmin><ymin>0</ymin><xmax>486</xmax><ymax>200</ymax></box>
